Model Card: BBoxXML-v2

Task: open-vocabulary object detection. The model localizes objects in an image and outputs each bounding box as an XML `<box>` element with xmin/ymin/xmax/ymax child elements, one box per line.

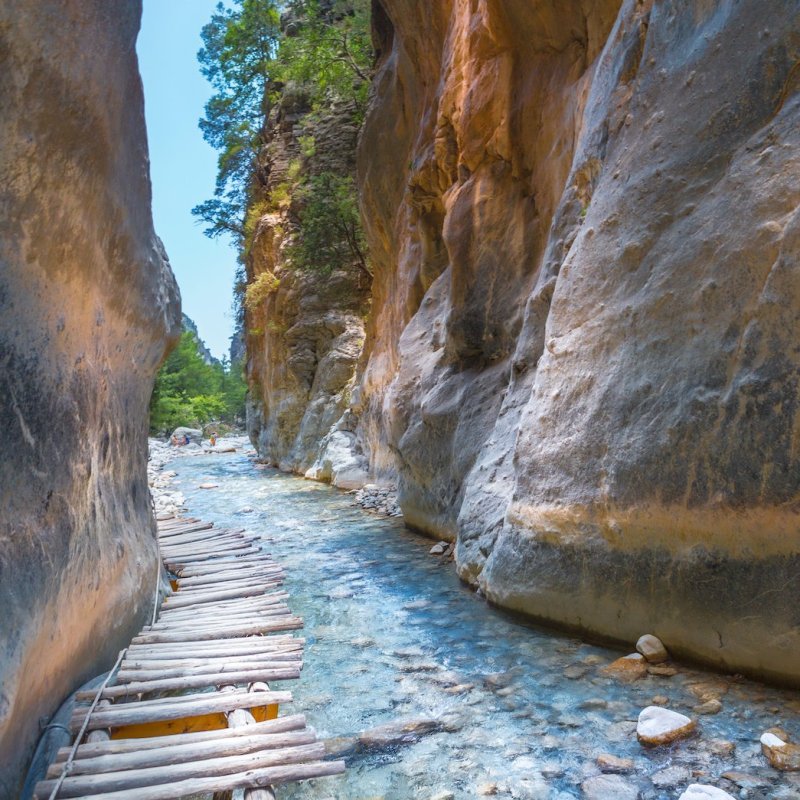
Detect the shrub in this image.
<box><xmin>244</xmin><ymin>271</ymin><xmax>280</xmax><ymax>313</ymax></box>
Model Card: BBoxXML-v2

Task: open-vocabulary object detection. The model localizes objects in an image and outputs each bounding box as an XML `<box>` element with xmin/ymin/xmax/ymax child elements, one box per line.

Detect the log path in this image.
<box><xmin>35</xmin><ymin>515</ymin><xmax>345</xmax><ymax>800</ymax></box>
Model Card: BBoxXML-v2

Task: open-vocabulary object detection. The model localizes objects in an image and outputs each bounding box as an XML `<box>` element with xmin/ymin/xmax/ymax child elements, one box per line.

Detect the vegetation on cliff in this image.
<box><xmin>194</xmin><ymin>0</ymin><xmax>372</xmax><ymax>283</ymax></box>
<box><xmin>149</xmin><ymin>331</ymin><xmax>247</xmax><ymax>433</ymax></box>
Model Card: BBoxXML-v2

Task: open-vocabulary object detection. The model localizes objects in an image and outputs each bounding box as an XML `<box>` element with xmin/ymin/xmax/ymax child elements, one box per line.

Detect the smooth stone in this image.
<box><xmin>581</xmin><ymin>774</ymin><xmax>639</xmax><ymax>800</ymax></box>
<box><xmin>477</xmin><ymin>784</ymin><xmax>498</xmax><ymax>796</ymax></box>
<box><xmin>637</xmin><ymin>706</ymin><xmax>696</xmax><ymax>746</ymax></box>
<box><xmin>694</xmin><ymin>699</ymin><xmax>723</xmax><ymax>715</ymax></box>
<box><xmin>597</xmin><ymin>753</ymin><xmax>634</xmax><ymax>773</ymax></box>
<box><xmin>636</xmin><ymin>634</ymin><xmax>669</xmax><ymax>663</ymax></box>
<box><xmin>678</xmin><ymin>786</ymin><xmax>736</xmax><ymax>800</ymax></box>
<box><xmin>358</xmin><ymin>717</ymin><xmax>443</xmax><ymax>750</ymax></box>
<box><xmin>648</xmin><ymin>663</ymin><xmax>679</xmax><ymax>677</ymax></box>
<box><xmin>720</xmin><ymin>770</ymin><xmax>774</xmax><ymax>788</ymax></box>
<box><xmin>760</xmin><ymin>731</ymin><xmax>800</xmax><ymax>770</ymax></box>
<box><xmin>430</xmin><ymin>793</ymin><xmax>455</xmax><ymax>800</ymax></box>
<box><xmin>651</xmin><ymin>765</ymin><xmax>692</xmax><ymax>788</ymax></box>
<box><xmin>579</xmin><ymin>698</ymin><xmax>609</xmax><ymax>711</ymax></box>
<box><xmin>198</xmin><ymin>482</ymin><xmax>218</xmax><ymax>489</ymax></box>
<box><xmin>603</xmin><ymin>653</ymin><xmax>648</xmax><ymax>682</ymax></box>
<box><xmin>429</xmin><ymin>541</ymin><xmax>448</xmax><ymax>555</ymax></box>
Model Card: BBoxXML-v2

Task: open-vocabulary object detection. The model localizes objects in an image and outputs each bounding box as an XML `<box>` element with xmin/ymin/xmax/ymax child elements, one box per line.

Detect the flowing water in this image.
<box><xmin>169</xmin><ymin>448</ymin><xmax>800</xmax><ymax>800</ymax></box>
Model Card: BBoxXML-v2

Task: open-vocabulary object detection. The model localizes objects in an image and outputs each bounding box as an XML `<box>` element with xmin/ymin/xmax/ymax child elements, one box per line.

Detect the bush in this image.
<box><xmin>244</xmin><ymin>270</ymin><xmax>280</xmax><ymax>312</ymax></box>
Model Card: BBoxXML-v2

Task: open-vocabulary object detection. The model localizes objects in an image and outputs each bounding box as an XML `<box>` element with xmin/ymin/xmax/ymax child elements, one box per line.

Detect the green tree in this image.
<box><xmin>275</xmin><ymin>0</ymin><xmax>372</xmax><ymax>115</ymax></box>
<box><xmin>149</xmin><ymin>332</ymin><xmax>247</xmax><ymax>434</ymax></box>
<box><xmin>193</xmin><ymin>0</ymin><xmax>281</xmax><ymax>240</ymax></box>
<box><xmin>292</xmin><ymin>173</ymin><xmax>370</xmax><ymax>277</ymax></box>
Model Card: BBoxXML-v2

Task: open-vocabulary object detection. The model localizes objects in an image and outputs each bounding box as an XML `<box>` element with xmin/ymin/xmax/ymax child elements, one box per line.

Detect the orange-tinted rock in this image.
<box><xmin>354</xmin><ymin>0</ymin><xmax>800</xmax><ymax>685</ymax></box>
<box><xmin>0</xmin><ymin>1</ymin><xmax>179</xmax><ymax>795</ymax></box>
<box><xmin>603</xmin><ymin>653</ymin><xmax>648</xmax><ymax>682</ymax></box>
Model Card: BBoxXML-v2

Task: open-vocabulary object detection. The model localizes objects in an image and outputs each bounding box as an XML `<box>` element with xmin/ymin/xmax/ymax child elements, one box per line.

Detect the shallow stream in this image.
<box><xmin>170</xmin><ymin>448</ymin><xmax>800</xmax><ymax>800</ymax></box>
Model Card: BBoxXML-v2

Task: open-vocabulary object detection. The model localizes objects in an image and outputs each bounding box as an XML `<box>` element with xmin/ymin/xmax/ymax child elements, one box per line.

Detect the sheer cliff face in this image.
<box><xmin>246</xmin><ymin>99</ymin><xmax>371</xmax><ymax>486</ymax></box>
<box><xmin>357</xmin><ymin>0</ymin><xmax>800</xmax><ymax>683</ymax></box>
<box><xmin>0</xmin><ymin>2</ymin><xmax>180</xmax><ymax>794</ymax></box>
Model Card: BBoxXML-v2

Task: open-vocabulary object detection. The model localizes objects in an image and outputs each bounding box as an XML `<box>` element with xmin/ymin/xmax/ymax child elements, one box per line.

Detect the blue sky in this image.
<box><xmin>137</xmin><ymin>0</ymin><xmax>237</xmax><ymax>360</ymax></box>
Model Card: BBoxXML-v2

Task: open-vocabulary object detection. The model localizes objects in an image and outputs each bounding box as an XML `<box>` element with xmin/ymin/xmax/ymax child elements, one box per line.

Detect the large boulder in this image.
<box><xmin>0</xmin><ymin>1</ymin><xmax>180</xmax><ymax>795</ymax></box>
<box><xmin>355</xmin><ymin>0</ymin><xmax>800</xmax><ymax>685</ymax></box>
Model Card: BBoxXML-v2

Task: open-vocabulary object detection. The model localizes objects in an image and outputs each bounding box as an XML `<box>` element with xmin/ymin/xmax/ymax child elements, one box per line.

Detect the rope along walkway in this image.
<box><xmin>34</xmin><ymin>515</ymin><xmax>345</xmax><ymax>799</ymax></box>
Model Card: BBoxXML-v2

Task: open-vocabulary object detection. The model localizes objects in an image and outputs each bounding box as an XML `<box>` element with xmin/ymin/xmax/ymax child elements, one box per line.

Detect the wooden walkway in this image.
<box><xmin>35</xmin><ymin>516</ymin><xmax>344</xmax><ymax>800</ymax></box>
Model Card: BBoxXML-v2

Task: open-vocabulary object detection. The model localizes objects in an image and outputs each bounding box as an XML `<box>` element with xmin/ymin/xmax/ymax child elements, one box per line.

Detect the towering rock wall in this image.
<box><xmin>246</xmin><ymin>93</ymin><xmax>372</xmax><ymax>487</ymax></box>
<box><xmin>0</xmin><ymin>1</ymin><xmax>180</xmax><ymax>794</ymax></box>
<box><xmin>355</xmin><ymin>0</ymin><xmax>800</xmax><ymax>684</ymax></box>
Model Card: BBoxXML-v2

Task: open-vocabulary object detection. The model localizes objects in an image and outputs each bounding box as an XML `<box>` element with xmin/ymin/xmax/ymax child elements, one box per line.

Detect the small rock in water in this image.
<box><xmin>636</xmin><ymin>633</ymin><xmax>669</xmax><ymax>663</ymax></box>
<box><xmin>636</xmin><ymin>706</ymin><xmax>696</xmax><ymax>746</ymax></box>
<box><xmin>760</xmin><ymin>730</ymin><xmax>800</xmax><ymax>770</ymax></box>
<box><xmin>357</xmin><ymin>717</ymin><xmax>442</xmax><ymax>750</ymax></box>
<box><xmin>603</xmin><ymin>653</ymin><xmax>648</xmax><ymax>682</ymax></box>
<box><xmin>429</xmin><ymin>792</ymin><xmax>455</xmax><ymax>800</ymax></box>
<box><xmin>596</xmin><ymin>753</ymin><xmax>634</xmax><ymax>773</ymax></box>
<box><xmin>198</xmin><ymin>482</ymin><xmax>218</xmax><ymax>489</ymax></box>
<box><xmin>477</xmin><ymin>783</ymin><xmax>498</xmax><ymax>796</ymax></box>
<box><xmin>327</xmin><ymin>587</ymin><xmax>354</xmax><ymax>599</ymax></box>
<box><xmin>579</xmin><ymin>698</ymin><xmax>608</xmax><ymax>711</ymax></box>
<box><xmin>648</xmin><ymin>663</ymin><xmax>679</xmax><ymax>677</ymax></box>
<box><xmin>429</xmin><ymin>541</ymin><xmax>448</xmax><ymax>555</ymax></box>
<box><xmin>650</xmin><ymin>765</ymin><xmax>692</xmax><ymax>788</ymax></box>
<box><xmin>581</xmin><ymin>774</ymin><xmax>639</xmax><ymax>799</ymax></box>
<box><xmin>652</xmin><ymin>695</ymin><xmax>669</xmax><ymax>705</ymax></box>
<box><xmin>236</xmin><ymin>506</ymin><xmax>254</xmax><ymax>514</ymax></box>
<box><xmin>694</xmin><ymin>698</ymin><xmax>723</xmax><ymax>715</ymax></box>
<box><xmin>707</xmin><ymin>738</ymin><xmax>735</xmax><ymax>757</ymax></box>
<box><xmin>678</xmin><ymin>786</ymin><xmax>737</xmax><ymax>800</ymax></box>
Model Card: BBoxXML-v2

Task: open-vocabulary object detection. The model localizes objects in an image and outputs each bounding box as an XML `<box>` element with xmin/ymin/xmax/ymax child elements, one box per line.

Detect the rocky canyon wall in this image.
<box><xmin>0</xmin><ymin>2</ymin><xmax>180</xmax><ymax>795</ymax></box>
<box><xmin>354</xmin><ymin>0</ymin><xmax>800</xmax><ymax>684</ymax></box>
<box><xmin>246</xmin><ymin>91</ymin><xmax>372</xmax><ymax>487</ymax></box>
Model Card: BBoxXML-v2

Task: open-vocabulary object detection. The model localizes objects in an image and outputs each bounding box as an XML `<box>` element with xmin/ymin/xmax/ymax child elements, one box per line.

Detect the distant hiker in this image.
<box><xmin>210</xmin><ymin>432</ymin><xmax>217</xmax><ymax>447</ymax></box>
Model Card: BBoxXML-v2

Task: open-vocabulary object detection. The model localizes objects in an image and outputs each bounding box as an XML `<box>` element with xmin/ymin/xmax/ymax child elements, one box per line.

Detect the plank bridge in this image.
<box><xmin>34</xmin><ymin>515</ymin><xmax>345</xmax><ymax>799</ymax></box>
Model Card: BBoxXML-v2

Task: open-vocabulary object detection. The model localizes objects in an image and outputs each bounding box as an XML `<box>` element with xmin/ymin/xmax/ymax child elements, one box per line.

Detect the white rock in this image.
<box><xmin>761</xmin><ymin>732</ymin><xmax>786</xmax><ymax>748</ymax></box>
<box><xmin>636</xmin><ymin>706</ymin><xmax>696</xmax><ymax>746</ymax></box>
<box><xmin>678</xmin><ymin>785</ymin><xmax>736</xmax><ymax>800</ymax></box>
<box><xmin>636</xmin><ymin>633</ymin><xmax>669</xmax><ymax>663</ymax></box>
<box><xmin>581</xmin><ymin>774</ymin><xmax>639</xmax><ymax>799</ymax></box>
<box><xmin>430</xmin><ymin>542</ymin><xmax>448</xmax><ymax>555</ymax></box>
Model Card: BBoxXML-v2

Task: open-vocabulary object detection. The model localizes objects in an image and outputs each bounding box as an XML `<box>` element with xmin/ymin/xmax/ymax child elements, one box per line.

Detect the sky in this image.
<box><xmin>137</xmin><ymin>0</ymin><xmax>237</xmax><ymax>361</ymax></box>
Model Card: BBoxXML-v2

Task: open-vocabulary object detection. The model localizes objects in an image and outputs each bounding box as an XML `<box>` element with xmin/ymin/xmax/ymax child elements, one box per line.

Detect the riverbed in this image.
<box><xmin>167</xmin><ymin>447</ymin><xmax>800</xmax><ymax>800</ymax></box>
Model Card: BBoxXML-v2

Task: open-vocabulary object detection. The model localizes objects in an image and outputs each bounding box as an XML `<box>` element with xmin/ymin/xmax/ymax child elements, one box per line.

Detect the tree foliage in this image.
<box><xmin>149</xmin><ymin>332</ymin><xmax>247</xmax><ymax>434</ymax></box>
<box><xmin>292</xmin><ymin>173</ymin><xmax>369</xmax><ymax>276</ymax></box>
<box><xmin>193</xmin><ymin>0</ymin><xmax>281</xmax><ymax>240</ymax></box>
<box><xmin>275</xmin><ymin>0</ymin><xmax>372</xmax><ymax>114</ymax></box>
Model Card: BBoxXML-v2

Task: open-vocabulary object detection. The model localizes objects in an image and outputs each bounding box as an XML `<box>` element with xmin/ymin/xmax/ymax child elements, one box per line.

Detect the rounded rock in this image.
<box><xmin>678</xmin><ymin>785</ymin><xmax>736</xmax><ymax>800</ymax></box>
<box><xmin>636</xmin><ymin>706</ymin><xmax>696</xmax><ymax>746</ymax></box>
<box><xmin>636</xmin><ymin>633</ymin><xmax>669</xmax><ymax>663</ymax></box>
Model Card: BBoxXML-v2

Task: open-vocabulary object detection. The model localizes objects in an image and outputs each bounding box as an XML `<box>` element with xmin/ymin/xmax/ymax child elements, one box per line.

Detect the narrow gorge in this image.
<box><xmin>245</xmin><ymin>0</ymin><xmax>800</xmax><ymax>685</ymax></box>
<box><xmin>1</xmin><ymin>0</ymin><xmax>799</xmax><ymax>798</ymax></box>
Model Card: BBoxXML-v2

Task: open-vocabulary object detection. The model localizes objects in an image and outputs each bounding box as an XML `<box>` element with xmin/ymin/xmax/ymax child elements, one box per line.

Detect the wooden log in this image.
<box><xmin>160</xmin><ymin>586</ymin><xmax>283</xmax><ymax>611</ymax></box>
<box><xmin>36</xmin><ymin>760</ymin><xmax>346</xmax><ymax>800</ymax></box>
<box><xmin>161</xmin><ymin>539</ymin><xmax>255</xmax><ymax>557</ymax></box>
<box><xmin>132</xmin><ymin>618</ymin><xmax>302</xmax><ymax>644</ymax></box>
<box><xmin>176</xmin><ymin>554</ymin><xmax>274</xmax><ymax>570</ymax></box>
<box><xmin>145</xmin><ymin>609</ymin><xmax>293</xmax><ymax>632</ymax></box>
<box><xmin>160</xmin><ymin>540</ymin><xmax>257</xmax><ymax>558</ymax></box>
<box><xmin>74</xmin><ymin>667</ymin><xmax>301</xmax><ymax>700</ymax></box>
<box><xmin>116</xmin><ymin>658</ymin><xmax>302</xmax><ymax>681</ymax></box>
<box><xmin>46</xmin><ymin>729</ymin><xmax>316</xmax><ymax>778</ymax></box>
<box><xmin>159</xmin><ymin>529</ymin><xmax>249</xmax><ymax>544</ymax></box>
<box><xmin>53</xmin><ymin>715</ymin><xmax>308</xmax><ymax>762</ymax></box>
<box><xmin>126</xmin><ymin>635</ymin><xmax>302</xmax><ymax>655</ymax></box>
<box><xmin>69</xmin><ymin>690</ymin><xmax>292</xmax><ymax>733</ymax></box>
<box><xmin>177</xmin><ymin>568</ymin><xmax>284</xmax><ymax>588</ymax></box>
<box><xmin>126</xmin><ymin>636</ymin><xmax>303</xmax><ymax>658</ymax></box>
<box><xmin>164</xmin><ymin>548</ymin><xmax>262</xmax><ymax>567</ymax></box>
<box><xmin>156</xmin><ymin>598</ymin><xmax>290</xmax><ymax>622</ymax></box>
<box><xmin>35</xmin><ymin>741</ymin><xmax>326</xmax><ymax>797</ymax></box>
<box><xmin>219</xmin><ymin>684</ymin><xmax>276</xmax><ymax>800</ymax></box>
<box><xmin>164</xmin><ymin>577</ymin><xmax>285</xmax><ymax>598</ymax></box>
<box><xmin>157</xmin><ymin>522</ymin><xmax>211</xmax><ymax>536</ymax></box>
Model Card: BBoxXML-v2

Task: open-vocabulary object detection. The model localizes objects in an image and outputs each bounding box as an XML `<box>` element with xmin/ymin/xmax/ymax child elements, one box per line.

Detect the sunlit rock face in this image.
<box><xmin>246</xmin><ymin>94</ymin><xmax>371</xmax><ymax>485</ymax></box>
<box><xmin>0</xmin><ymin>1</ymin><xmax>180</xmax><ymax>795</ymax></box>
<box><xmin>356</xmin><ymin>0</ymin><xmax>800</xmax><ymax>683</ymax></box>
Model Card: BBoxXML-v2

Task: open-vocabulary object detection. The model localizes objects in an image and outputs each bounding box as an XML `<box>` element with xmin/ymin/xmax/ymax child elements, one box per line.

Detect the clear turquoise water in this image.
<box><xmin>171</xmin><ymin>449</ymin><xmax>800</xmax><ymax>800</ymax></box>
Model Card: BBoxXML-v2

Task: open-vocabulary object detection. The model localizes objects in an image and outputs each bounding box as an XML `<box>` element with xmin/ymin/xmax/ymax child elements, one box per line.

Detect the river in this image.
<box><xmin>168</xmin><ymin>447</ymin><xmax>800</xmax><ymax>800</ymax></box>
